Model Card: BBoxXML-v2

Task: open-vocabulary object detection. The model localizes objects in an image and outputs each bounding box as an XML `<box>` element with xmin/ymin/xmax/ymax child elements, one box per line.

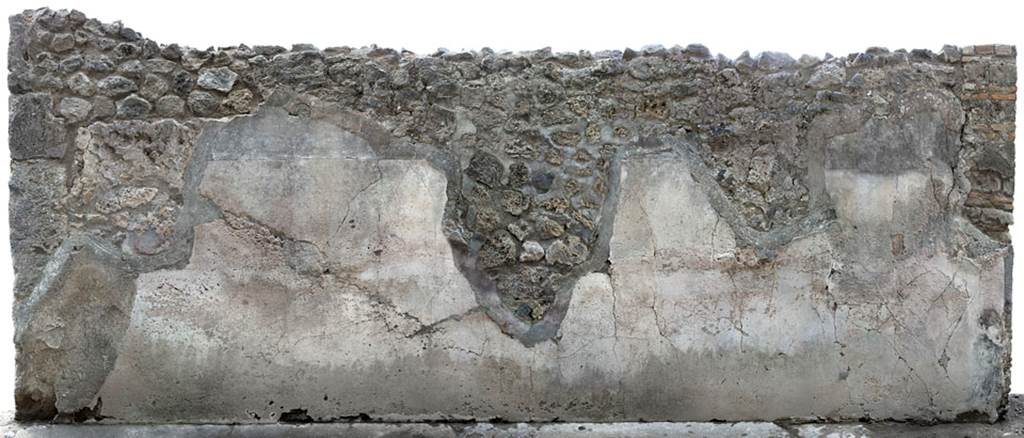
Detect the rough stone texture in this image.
<box><xmin>6</xmin><ymin>7</ymin><xmax>1017</xmax><ymax>425</ymax></box>
<box><xmin>13</xmin><ymin>236</ymin><xmax>136</xmax><ymax>422</ymax></box>
<box><xmin>3</xmin><ymin>395</ymin><xmax>1024</xmax><ymax>437</ymax></box>
<box><xmin>9</xmin><ymin>93</ymin><xmax>65</xmax><ymax>159</ymax></box>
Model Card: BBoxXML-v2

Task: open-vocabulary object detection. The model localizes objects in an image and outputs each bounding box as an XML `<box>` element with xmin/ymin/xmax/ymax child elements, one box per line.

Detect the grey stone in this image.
<box><xmin>530</xmin><ymin>170</ymin><xmax>555</xmax><ymax>192</ymax></box>
<box><xmin>48</xmin><ymin>32</ymin><xmax>74</xmax><ymax>52</ymax></box>
<box><xmin>144</xmin><ymin>58</ymin><xmax>178</xmax><ymax>74</ymax></box>
<box><xmin>719</xmin><ymin>67</ymin><xmax>740</xmax><ymax>85</ymax></box>
<box><xmin>545</xmin><ymin>234</ymin><xmax>589</xmax><ymax>266</ymax></box>
<box><xmin>9</xmin><ymin>161</ymin><xmax>67</xmax><ymax>302</ymax></box>
<box><xmin>57</xmin><ymin>55</ymin><xmax>82</xmax><ymax>74</ymax></box>
<box><xmin>519</xmin><ymin>240</ymin><xmax>544</xmax><ymax>262</ymax></box>
<box><xmin>169</xmin><ymin>69</ymin><xmax>194</xmax><ymax>95</ymax></box>
<box><xmin>181</xmin><ymin>48</ymin><xmax>210</xmax><ymax>71</ymax></box>
<box><xmin>138</xmin><ymin>74</ymin><xmax>168</xmax><ymax>100</ymax></box>
<box><xmin>267</xmin><ymin>51</ymin><xmax>328</xmax><ymax>88</ymax></box>
<box><xmin>119</xmin><ymin>26</ymin><xmax>140</xmax><ymax>41</ymax></box>
<box><xmin>479</xmin><ymin>230</ymin><xmax>518</xmax><ymax>269</ymax></box>
<box><xmin>820</xmin><ymin>89</ymin><xmax>962</xmax><ymax>173</ymax></box>
<box><xmin>96</xmin><ymin>75</ymin><xmax>137</xmax><ymax>97</ymax></box>
<box><xmin>117</xmin><ymin>60</ymin><xmax>145</xmax><ymax>78</ymax></box>
<box><xmin>65</xmin><ymin>72</ymin><xmax>95</xmax><ymax>96</ymax></box>
<box><xmin>82</xmin><ymin>54</ymin><xmax>113</xmax><ymax>72</ymax></box>
<box><xmin>797</xmin><ymin>53</ymin><xmax>820</xmax><ymax>67</ymax></box>
<box><xmin>806</xmin><ymin>61</ymin><xmax>844</xmax><ymax>89</ymax></box>
<box><xmin>14</xmin><ymin>236</ymin><xmax>136</xmax><ymax>420</ymax></box>
<box><xmin>65</xmin><ymin>119</ymin><xmax>196</xmax><ymax>261</ymax></box>
<box><xmin>501</xmin><ymin>190</ymin><xmax>530</xmax><ymax>215</ymax></box>
<box><xmin>160</xmin><ymin>43</ymin><xmax>183</xmax><ymax>60</ymax></box>
<box><xmin>845</xmin><ymin>72</ymin><xmax>865</xmax><ymax>88</ymax></box>
<box><xmin>56</xmin><ymin>97</ymin><xmax>91</xmax><ymax>123</ymax></box>
<box><xmin>90</xmin><ymin>96</ymin><xmax>115</xmax><ymax>119</ymax></box>
<box><xmin>507</xmin><ymin>162</ymin><xmax>529</xmax><ymax>186</ymax></box>
<box><xmin>941</xmin><ymin>44</ymin><xmax>962</xmax><ymax>62</ymax></box>
<box><xmin>222</xmin><ymin>88</ymin><xmax>253</xmax><ymax>112</ymax></box>
<box><xmin>126</xmin><ymin>229</ymin><xmax>164</xmax><ymax>256</ymax></box>
<box><xmin>254</xmin><ymin>45</ymin><xmax>286</xmax><ymax>56</ymax></box>
<box><xmin>466</xmin><ymin>151</ymin><xmax>504</xmax><ymax>187</ymax></box>
<box><xmin>94</xmin><ymin>187</ymin><xmax>159</xmax><ymax>214</ymax></box>
<box><xmin>506</xmin><ymin>220</ymin><xmax>532</xmax><ymax>241</ymax></box>
<box><xmin>113</xmin><ymin>42</ymin><xmax>141</xmax><ymax>60</ymax></box>
<box><xmin>187</xmin><ymin>90</ymin><xmax>219</xmax><ymax>116</ymax></box>
<box><xmin>154</xmin><ymin>95</ymin><xmax>185</xmax><ymax>117</ymax></box>
<box><xmin>756</xmin><ymin>51</ymin><xmax>795</xmax><ymax>70</ymax></box>
<box><xmin>115</xmin><ymin>94</ymin><xmax>151</xmax><ymax>119</ymax></box>
<box><xmin>30</xmin><ymin>74</ymin><xmax>63</xmax><ymax>92</ymax></box>
<box><xmin>683</xmin><ymin>43</ymin><xmax>711</xmax><ymax>59</ymax></box>
<box><xmin>197</xmin><ymin>66</ymin><xmax>238</xmax><ymax>92</ymax></box>
<box><xmin>9</xmin><ymin>93</ymin><xmax>66</xmax><ymax>159</ymax></box>
<box><xmin>534</xmin><ymin>215</ymin><xmax>564</xmax><ymax>239</ymax></box>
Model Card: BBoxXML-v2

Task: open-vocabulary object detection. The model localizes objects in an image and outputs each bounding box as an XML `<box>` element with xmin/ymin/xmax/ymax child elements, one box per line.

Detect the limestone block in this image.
<box><xmin>14</xmin><ymin>236</ymin><xmax>136</xmax><ymax>421</ymax></box>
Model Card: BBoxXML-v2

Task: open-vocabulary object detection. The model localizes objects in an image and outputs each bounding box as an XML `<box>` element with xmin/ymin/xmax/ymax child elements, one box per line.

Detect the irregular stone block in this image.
<box><xmin>14</xmin><ymin>236</ymin><xmax>136</xmax><ymax>421</ymax></box>
<box><xmin>5</xmin><ymin>6</ymin><xmax>1017</xmax><ymax>426</ymax></box>
<box><xmin>9</xmin><ymin>93</ymin><xmax>66</xmax><ymax>159</ymax></box>
<box><xmin>197</xmin><ymin>67</ymin><xmax>238</xmax><ymax>93</ymax></box>
<box><xmin>10</xmin><ymin>161</ymin><xmax>67</xmax><ymax>302</ymax></box>
<box><xmin>65</xmin><ymin>119</ymin><xmax>197</xmax><ymax>260</ymax></box>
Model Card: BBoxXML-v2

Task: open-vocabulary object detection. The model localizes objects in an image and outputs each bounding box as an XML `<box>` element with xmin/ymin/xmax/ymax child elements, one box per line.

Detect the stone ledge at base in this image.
<box><xmin>3</xmin><ymin>395</ymin><xmax>1024</xmax><ymax>438</ymax></box>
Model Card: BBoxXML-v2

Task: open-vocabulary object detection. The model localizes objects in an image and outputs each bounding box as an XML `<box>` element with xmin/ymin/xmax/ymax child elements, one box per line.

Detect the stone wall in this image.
<box><xmin>7</xmin><ymin>7</ymin><xmax>1017</xmax><ymax>424</ymax></box>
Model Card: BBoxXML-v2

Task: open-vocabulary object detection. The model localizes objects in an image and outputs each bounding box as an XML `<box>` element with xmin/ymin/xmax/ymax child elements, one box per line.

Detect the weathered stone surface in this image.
<box><xmin>138</xmin><ymin>74</ymin><xmax>168</xmax><ymax>101</ymax></box>
<box><xmin>13</xmin><ymin>236</ymin><xmax>136</xmax><ymax>421</ymax></box>
<box><xmin>9</xmin><ymin>162</ymin><xmax>66</xmax><ymax>302</ymax></box>
<box><xmin>5</xmin><ymin>6</ymin><xmax>1017</xmax><ymax>426</ymax></box>
<box><xmin>519</xmin><ymin>240</ymin><xmax>544</xmax><ymax>262</ymax></box>
<box><xmin>603</xmin><ymin>158</ymin><xmax>1009</xmax><ymax>421</ymax></box>
<box><xmin>545</xmin><ymin>235</ymin><xmax>589</xmax><ymax>266</ymax></box>
<box><xmin>9</xmin><ymin>93</ymin><xmax>65</xmax><ymax>159</ymax></box>
<box><xmin>96</xmin><ymin>75</ymin><xmax>137</xmax><ymax>97</ymax></box>
<box><xmin>65</xmin><ymin>73</ymin><xmax>95</xmax><ymax>96</ymax></box>
<box><xmin>56</xmin><ymin>97</ymin><xmax>91</xmax><ymax>123</ymax></box>
<box><xmin>114</xmin><ymin>94</ymin><xmax>151</xmax><ymax>119</ymax></box>
<box><xmin>186</xmin><ymin>90</ymin><xmax>219</xmax><ymax>116</ymax></box>
<box><xmin>153</xmin><ymin>95</ymin><xmax>184</xmax><ymax>116</ymax></box>
<box><xmin>6</xmin><ymin>396</ymin><xmax>1024</xmax><ymax>435</ymax></box>
<box><xmin>196</xmin><ymin>67</ymin><xmax>238</xmax><ymax>92</ymax></box>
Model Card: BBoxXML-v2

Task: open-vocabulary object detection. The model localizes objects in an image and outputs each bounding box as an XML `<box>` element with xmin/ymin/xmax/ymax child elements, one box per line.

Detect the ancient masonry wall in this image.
<box><xmin>7</xmin><ymin>7</ymin><xmax>1018</xmax><ymax>424</ymax></box>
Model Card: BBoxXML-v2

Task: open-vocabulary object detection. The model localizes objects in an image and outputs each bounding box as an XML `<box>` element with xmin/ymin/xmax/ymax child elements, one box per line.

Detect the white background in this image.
<box><xmin>0</xmin><ymin>0</ymin><xmax>1021</xmax><ymax>414</ymax></box>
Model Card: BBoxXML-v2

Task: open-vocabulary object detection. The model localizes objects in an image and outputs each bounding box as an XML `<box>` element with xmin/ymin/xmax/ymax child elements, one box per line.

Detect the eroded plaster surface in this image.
<box><xmin>7</xmin><ymin>7</ymin><xmax>1017</xmax><ymax>423</ymax></box>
